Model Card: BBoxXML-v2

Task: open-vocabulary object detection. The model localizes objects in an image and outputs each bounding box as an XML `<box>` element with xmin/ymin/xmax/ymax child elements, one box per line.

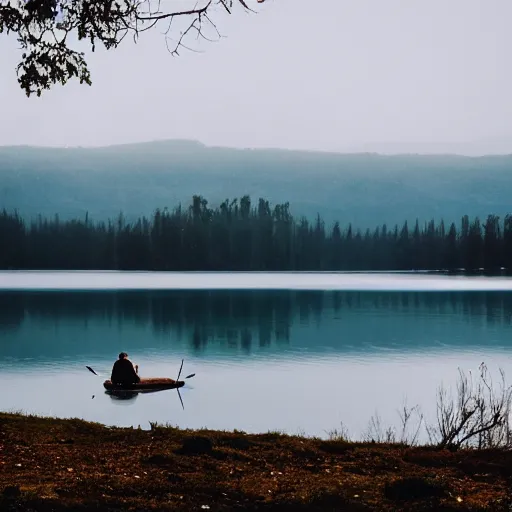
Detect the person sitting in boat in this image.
<box><xmin>110</xmin><ymin>352</ymin><xmax>140</xmax><ymax>386</ymax></box>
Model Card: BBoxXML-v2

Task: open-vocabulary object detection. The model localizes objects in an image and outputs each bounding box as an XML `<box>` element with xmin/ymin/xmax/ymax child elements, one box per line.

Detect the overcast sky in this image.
<box><xmin>1</xmin><ymin>0</ymin><xmax>511</xmax><ymax>154</ymax></box>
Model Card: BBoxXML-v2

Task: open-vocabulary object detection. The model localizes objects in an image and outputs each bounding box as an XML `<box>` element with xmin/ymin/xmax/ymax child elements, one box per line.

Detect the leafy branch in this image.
<box><xmin>0</xmin><ymin>0</ymin><xmax>266</xmax><ymax>97</ymax></box>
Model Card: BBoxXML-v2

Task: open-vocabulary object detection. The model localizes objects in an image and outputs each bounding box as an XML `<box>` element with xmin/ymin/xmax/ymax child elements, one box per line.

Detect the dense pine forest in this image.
<box><xmin>0</xmin><ymin>195</ymin><xmax>511</xmax><ymax>272</ymax></box>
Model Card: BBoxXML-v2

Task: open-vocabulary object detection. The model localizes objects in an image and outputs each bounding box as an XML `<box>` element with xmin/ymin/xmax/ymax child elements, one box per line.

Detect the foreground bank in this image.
<box><xmin>1</xmin><ymin>413</ymin><xmax>510</xmax><ymax>511</ymax></box>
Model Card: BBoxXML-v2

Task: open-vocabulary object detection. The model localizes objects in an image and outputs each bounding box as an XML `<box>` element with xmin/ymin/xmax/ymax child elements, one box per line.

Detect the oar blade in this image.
<box><xmin>177</xmin><ymin>359</ymin><xmax>184</xmax><ymax>381</ymax></box>
<box><xmin>86</xmin><ymin>366</ymin><xmax>98</xmax><ymax>376</ymax></box>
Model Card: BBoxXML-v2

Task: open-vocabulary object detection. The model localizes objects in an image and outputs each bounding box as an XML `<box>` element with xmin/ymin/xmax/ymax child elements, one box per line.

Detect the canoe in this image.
<box><xmin>103</xmin><ymin>378</ymin><xmax>185</xmax><ymax>391</ymax></box>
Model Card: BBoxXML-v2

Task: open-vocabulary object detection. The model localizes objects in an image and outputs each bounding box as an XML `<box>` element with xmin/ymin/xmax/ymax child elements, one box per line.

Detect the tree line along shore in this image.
<box><xmin>0</xmin><ymin>195</ymin><xmax>510</xmax><ymax>271</ymax></box>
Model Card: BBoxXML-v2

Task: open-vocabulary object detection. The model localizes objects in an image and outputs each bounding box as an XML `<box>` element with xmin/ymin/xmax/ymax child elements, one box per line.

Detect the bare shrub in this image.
<box><xmin>363</xmin><ymin>411</ymin><xmax>396</xmax><ymax>443</ymax></box>
<box><xmin>361</xmin><ymin>401</ymin><xmax>424</xmax><ymax>446</ymax></box>
<box><xmin>326</xmin><ymin>421</ymin><xmax>351</xmax><ymax>442</ymax></box>
<box><xmin>397</xmin><ymin>401</ymin><xmax>424</xmax><ymax>446</ymax></box>
<box><xmin>431</xmin><ymin>363</ymin><xmax>512</xmax><ymax>450</ymax></box>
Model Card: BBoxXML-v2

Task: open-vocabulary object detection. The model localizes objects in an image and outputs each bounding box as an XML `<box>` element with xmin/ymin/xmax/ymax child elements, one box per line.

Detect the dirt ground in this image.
<box><xmin>1</xmin><ymin>413</ymin><xmax>511</xmax><ymax>511</ymax></box>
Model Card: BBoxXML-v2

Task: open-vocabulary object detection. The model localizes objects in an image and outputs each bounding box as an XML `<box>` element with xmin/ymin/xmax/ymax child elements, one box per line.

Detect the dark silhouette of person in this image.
<box><xmin>110</xmin><ymin>352</ymin><xmax>140</xmax><ymax>386</ymax></box>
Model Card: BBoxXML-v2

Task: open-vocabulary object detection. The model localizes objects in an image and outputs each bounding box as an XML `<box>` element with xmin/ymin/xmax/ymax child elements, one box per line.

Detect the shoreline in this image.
<box><xmin>1</xmin><ymin>412</ymin><xmax>511</xmax><ymax>511</ymax></box>
<box><xmin>3</xmin><ymin>270</ymin><xmax>512</xmax><ymax>294</ymax></box>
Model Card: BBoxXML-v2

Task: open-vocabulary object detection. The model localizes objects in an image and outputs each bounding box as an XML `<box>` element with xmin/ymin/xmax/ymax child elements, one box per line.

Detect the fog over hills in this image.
<box><xmin>1</xmin><ymin>139</ymin><xmax>511</xmax><ymax>230</ymax></box>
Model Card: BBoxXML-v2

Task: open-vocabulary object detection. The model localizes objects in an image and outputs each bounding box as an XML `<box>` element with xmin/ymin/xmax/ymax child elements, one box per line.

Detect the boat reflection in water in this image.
<box><xmin>105</xmin><ymin>390</ymin><xmax>139</xmax><ymax>402</ymax></box>
<box><xmin>105</xmin><ymin>385</ymin><xmax>178</xmax><ymax>403</ymax></box>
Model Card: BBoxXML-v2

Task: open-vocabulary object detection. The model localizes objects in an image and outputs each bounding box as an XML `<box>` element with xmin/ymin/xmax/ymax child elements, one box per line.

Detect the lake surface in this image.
<box><xmin>1</xmin><ymin>272</ymin><xmax>512</xmax><ymax>440</ymax></box>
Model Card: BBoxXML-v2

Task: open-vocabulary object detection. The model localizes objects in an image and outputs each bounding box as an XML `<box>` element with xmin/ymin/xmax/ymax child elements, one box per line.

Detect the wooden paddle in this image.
<box><xmin>85</xmin><ymin>366</ymin><xmax>195</xmax><ymax>380</ymax></box>
<box><xmin>86</xmin><ymin>366</ymin><xmax>98</xmax><ymax>376</ymax></box>
<box><xmin>176</xmin><ymin>359</ymin><xmax>185</xmax><ymax>410</ymax></box>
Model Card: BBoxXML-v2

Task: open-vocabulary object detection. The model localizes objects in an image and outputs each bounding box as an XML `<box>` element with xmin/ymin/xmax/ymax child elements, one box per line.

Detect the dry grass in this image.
<box><xmin>1</xmin><ymin>412</ymin><xmax>511</xmax><ymax>511</ymax></box>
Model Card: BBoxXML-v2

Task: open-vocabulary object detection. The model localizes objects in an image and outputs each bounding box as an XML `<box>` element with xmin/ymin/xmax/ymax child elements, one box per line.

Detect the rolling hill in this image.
<box><xmin>1</xmin><ymin>139</ymin><xmax>511</xmax><ymax>230</ymax></box>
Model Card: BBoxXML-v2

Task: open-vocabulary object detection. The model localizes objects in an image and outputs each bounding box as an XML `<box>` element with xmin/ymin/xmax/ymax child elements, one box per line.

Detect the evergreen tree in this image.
<box><xmin>1</xmin><ymin>196</ymin><xmax>512</xmax><ymax>274</ymax></box>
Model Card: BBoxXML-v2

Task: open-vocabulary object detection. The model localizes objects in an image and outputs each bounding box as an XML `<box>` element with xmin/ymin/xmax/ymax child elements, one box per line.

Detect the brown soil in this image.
<box><xmin>1</xmin><ymin>412</ymin><xmax>511</xmax><ymax>511</ymax></box>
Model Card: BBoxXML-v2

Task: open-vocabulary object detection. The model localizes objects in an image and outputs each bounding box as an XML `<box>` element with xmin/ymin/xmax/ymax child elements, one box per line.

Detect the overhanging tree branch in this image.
<box><xmin>0</xmin><ymin>0</ymin><xmax>266</xmax><ymax>97</ymax></box>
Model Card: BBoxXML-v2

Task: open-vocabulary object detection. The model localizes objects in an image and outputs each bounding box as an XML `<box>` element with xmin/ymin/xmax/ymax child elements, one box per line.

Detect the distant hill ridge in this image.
<box><xmin>1</xmin><ymin>139</ymin><xmax>512</xmax><ymax>229</ymax></box>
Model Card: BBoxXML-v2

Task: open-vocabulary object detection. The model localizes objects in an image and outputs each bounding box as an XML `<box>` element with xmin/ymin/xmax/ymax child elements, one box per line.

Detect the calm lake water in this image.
<box><xmin>1</xmin><ymin>272</ymin><xmax>511</xmax><ymax>440</ymax></box>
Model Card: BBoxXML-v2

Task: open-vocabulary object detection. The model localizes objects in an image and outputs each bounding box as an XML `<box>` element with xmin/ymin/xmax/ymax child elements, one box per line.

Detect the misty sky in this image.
<box><xmin>1</xmin><ymin>0</ymin><xmax>511</xmax><ymax>154</ymax></box>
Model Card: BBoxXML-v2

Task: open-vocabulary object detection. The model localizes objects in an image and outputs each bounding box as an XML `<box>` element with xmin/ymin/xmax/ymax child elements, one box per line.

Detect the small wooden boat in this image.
<box><xmin>103</xmin><ymin>378</ymin><xmax>185</xmax><ymax>392</ymax></box>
